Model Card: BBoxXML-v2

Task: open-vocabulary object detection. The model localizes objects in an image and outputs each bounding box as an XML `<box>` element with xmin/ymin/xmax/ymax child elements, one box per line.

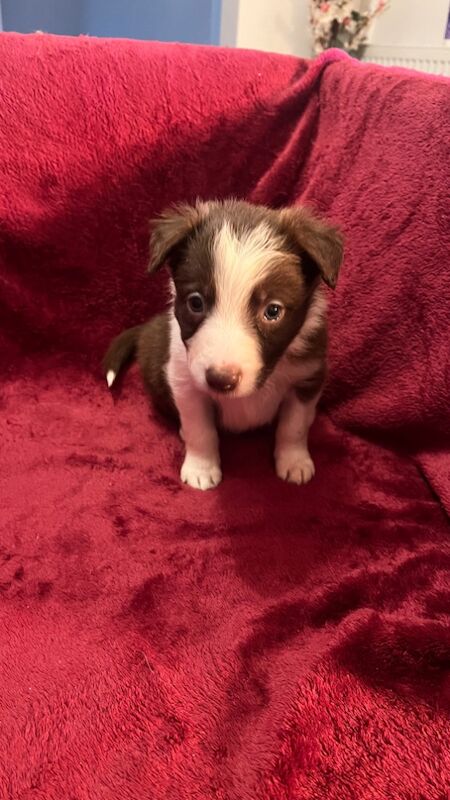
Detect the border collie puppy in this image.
<box><xmin>103</xmin><ymin>200</ymin><xmax>343</xmax><ymax>490</ymax></box>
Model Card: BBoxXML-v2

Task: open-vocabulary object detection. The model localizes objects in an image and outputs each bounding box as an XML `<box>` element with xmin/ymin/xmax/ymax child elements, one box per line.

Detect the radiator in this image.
<box><xmin>362</xmin><ymin>45</ymin><xmax>450</xmax><ymax>76</ymax></box>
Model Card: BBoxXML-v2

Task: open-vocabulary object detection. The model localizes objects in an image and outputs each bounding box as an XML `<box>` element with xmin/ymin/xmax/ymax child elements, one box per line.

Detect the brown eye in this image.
<box><xmin>263</xmin><ymin>302</ymin><xmax>284</xmax><ymax>322</ymax></box>
<box><xmin>187</xmin><ymin>292</ymin><xmax>205</xmax><ymax>314</ymax></box>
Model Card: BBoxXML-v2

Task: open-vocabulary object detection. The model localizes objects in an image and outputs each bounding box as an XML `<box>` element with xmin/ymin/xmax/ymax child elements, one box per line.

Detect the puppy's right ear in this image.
<box><xmin>148</xmin><ymin>202</ymin><xmax>208</xmax><ymax>273</ymax></box>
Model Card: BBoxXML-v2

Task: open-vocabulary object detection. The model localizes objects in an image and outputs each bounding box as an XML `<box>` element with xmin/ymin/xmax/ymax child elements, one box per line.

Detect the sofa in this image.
<box><xmin>1</xmin><ymin>32</ymin><xmax>449</xmax><ymax>800</ymax></box>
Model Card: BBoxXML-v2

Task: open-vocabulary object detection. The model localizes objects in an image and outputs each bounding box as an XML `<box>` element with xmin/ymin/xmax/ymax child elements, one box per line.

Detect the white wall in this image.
<box><xmin>221</xmin><ymin>0</ymin><xmax>312</xmax><ymax>56</ymax></box>
<box><xmin>221</xmin><ymin>0</ymin><xmax>450</xmax><ymax>55</ymax></box>
<box><xmin>371</xmin><ymin>0</ymin><xmax>449</xmax><ymax>48</ymax></box>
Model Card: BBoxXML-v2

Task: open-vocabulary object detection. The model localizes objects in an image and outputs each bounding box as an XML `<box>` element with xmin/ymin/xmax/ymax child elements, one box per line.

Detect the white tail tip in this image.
<box><xmin>106</xmin><ymin>370</ymin><xmax>116</xmax><ymax>388</ymax></box>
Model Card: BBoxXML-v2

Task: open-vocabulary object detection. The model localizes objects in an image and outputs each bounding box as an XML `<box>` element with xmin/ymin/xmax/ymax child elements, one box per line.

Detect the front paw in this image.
<box><xmin>181</xmin><ymin>453</ymin><xmax>222</xmax><ymax>490</ymax></box>
<box><xmin>275</xmin><ymin>446</ymin><xmax>315</xmax><ymax>485</ymax></box>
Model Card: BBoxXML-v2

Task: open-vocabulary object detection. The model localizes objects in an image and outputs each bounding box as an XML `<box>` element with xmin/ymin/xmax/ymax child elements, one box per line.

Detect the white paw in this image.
<box><xmin>275</xmin><ymin>447</ymin><xmax>315</xmax><ymax>485</ymax></box>
<box><xmin>180</xmin><ymin>454</ymin><xmax>222</xmax><ymax>490</ymax></box>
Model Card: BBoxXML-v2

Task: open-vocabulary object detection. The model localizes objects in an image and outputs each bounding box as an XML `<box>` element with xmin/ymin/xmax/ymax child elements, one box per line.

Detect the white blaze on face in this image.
<box><xmin>187</xmin><ymin>221</ymin><xmax>284</xmax><ymax>397</ymax></box>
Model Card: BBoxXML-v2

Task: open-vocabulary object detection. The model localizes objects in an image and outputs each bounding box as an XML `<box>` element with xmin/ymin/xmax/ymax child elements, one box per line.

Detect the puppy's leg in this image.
<box><xmin>275</xmin><ymin>390</ymin><xmax>319</xmax><ymax>485</ymax></box>
<box><xmin>176</xmin><ymin>389</ymin><xmax>221</xmax><ymax>490</ymax></box>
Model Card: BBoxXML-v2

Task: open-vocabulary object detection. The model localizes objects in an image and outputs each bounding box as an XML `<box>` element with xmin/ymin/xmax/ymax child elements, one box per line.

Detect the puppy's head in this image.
<box><xmin>149</xmin><ymin>200</ymin><xmax>343</xmax><ymax>398</ymax></box>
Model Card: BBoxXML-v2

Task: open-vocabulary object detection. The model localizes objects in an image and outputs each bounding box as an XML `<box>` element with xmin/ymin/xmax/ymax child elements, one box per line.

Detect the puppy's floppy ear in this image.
<box><xmin>148</xmin><ymin>201</ymin><xmax>209</xmax><ymax>273</ymax></box>
<box><xmin>279</xmin><ymin>206</ymin><xmax>343</xmax><ymax>289</ymax></box>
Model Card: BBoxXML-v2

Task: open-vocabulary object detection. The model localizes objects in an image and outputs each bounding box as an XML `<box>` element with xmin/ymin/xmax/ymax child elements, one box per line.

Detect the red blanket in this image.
<box><xmin>1</xmin><ymin>33</ymin><xmax>449</xmax><ymax>800</ymax></box>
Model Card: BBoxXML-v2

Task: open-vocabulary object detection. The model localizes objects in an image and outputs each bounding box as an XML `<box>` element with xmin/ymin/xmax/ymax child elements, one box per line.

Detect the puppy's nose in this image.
<box><xmin>206</xmin><ymin>366</ymin><xmax>241</xmax><ymax>393</ymax></box>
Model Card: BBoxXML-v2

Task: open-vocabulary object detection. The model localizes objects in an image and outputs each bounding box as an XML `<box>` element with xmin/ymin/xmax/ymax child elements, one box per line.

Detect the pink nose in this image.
<box><xmin>206</xmin><ymin>366</ymin><xmax>241</xmax><ymax>393</ymax></box>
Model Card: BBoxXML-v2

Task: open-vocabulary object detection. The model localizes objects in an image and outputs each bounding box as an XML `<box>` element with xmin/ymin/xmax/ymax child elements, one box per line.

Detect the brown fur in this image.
<box><xmin>136</xmin><ymin>314</ymin><xmax>176</xmax><ymax>418</ymax></box>
<box><xmin>146</xmin><ymin>200</ymin><xmax>342</xmax><ymax>383</ymax></box>
<box><xmin>148</xmin><ymin>203</ymin><xmax>208</xmax><ymax>272</ymax></box>
<box><xmin>295</xmin><ymin>363</ymin><xmax>328</xmax><ymax>402</ymax></box>
<box><xmin>287</xmin><ymin>323</ymin><xmax>328</xmax><ymax>363</ymax></box>
<box><xmin>104</xmin><ymin>200</ymin><xmax>342</xmax><ymax>452</ymax></box>
<box><xmin>148</xmin><ymin>199</ymin><xmax>343</xmax><ymax>287</ymax></box>
<box><xmin>251</xmin><ymin>259</ymin><xmax>319</xmax><ymax>381</ymax></box>
<box><xmin>278</xmin><ymin>206</ymin><xmax>343</xmax><ymax>289</ymax></box>
<box><xmin>102</xmin><ymin>324</ymin><xmax>142</xmax><ymax>377</ymax></box>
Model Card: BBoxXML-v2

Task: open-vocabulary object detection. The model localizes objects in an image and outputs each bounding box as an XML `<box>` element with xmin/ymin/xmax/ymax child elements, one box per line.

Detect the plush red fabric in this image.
<box><xmin>0</xmin><ymin>33</ymin><xmax>449</xmax><ymax>800</ymax></box>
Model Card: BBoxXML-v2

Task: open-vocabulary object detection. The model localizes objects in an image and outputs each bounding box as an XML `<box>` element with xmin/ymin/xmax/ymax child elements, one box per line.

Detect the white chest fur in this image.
<box><xmin>214</xmin><ymin>367</ymin><xmax>290</xmax><ymax>431</ymax></box>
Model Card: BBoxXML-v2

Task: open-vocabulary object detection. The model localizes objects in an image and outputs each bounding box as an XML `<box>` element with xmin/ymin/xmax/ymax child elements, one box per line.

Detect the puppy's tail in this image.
<box><xmin>102</xmin><ymin>325</ymin><xmax>142</xmax><ymax>388</ymax></box>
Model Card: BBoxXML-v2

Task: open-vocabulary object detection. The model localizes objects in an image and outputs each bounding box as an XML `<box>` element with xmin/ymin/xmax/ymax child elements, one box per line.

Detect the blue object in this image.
<box><xmin>1</xmin><ymin>0</ymin><xmax>222</xmax><ymax>44</ymax></box>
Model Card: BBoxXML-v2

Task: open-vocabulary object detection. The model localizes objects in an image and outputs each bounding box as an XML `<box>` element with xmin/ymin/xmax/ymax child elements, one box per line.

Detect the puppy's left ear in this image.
<box><xmin>279</xmin><ymin>206</ymin><xmax>343</xmax><ymax>289</ymax></box>
<box><xmin>148</xmin><ymin>201</ymin><xmax>209</xmax><ymax>273</ymax></box>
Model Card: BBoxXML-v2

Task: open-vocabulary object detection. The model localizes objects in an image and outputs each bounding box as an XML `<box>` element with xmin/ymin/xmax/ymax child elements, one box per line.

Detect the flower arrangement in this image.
<box><xmin>310</xmin><ymin>0</ymin><xmax>389</xmax><ymax>56</ymax></box>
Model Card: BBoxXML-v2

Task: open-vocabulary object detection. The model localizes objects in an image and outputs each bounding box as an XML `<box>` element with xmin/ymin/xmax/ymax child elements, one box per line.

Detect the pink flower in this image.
<box><xmin>342</xmin><ymin>16</ymin><xmax>350</xmax><ymax>26</ymax></box>
<box><xmin>320</xmin><ymin>2</ymin><xmax>330</xmax><ymax>11</ymax></box>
